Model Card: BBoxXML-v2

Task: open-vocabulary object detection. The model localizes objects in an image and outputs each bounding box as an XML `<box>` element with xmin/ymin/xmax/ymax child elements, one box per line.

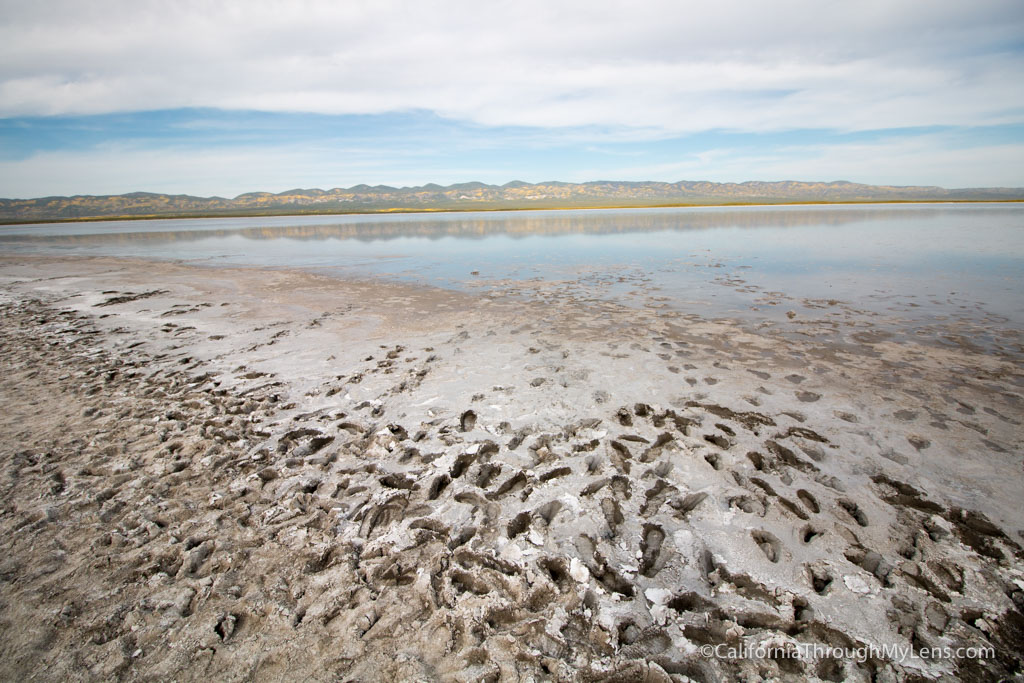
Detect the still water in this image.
<box><xmin>2</xmin><ymin>203</ymin><xmax>1022</xmax><ymax>330</ymax></box>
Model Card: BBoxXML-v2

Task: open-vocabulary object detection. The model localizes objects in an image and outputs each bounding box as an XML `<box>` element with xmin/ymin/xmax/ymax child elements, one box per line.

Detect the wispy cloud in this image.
<box><xmin>2</xmin><ymin>1</ymin><xmax>1022</xmax><ymax>132</ymax></box>
<box><xmin>0</xmin><ymin>1</ymin><xmax>1022</xmax><ymax>195</ymax></box>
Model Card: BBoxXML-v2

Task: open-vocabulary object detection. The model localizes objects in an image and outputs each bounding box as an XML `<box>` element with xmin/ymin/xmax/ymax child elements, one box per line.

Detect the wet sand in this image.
<box><xmin>0</xmin><ymin>254</ymin><xmax>1021</xmax><ymax>681</ymax></box>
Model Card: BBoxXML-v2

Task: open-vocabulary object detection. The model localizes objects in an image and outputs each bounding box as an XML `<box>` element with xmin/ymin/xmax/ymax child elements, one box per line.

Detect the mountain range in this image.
<box><xmin>2</xmin><ymin>180</ymin><xmax>1022</xmax><ymax>223</ymax></box>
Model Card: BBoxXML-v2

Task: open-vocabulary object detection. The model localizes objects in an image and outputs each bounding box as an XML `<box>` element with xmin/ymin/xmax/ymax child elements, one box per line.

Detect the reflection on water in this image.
<box><xmin>0</xmin><ymin>204</ymin><xmax>1015</xmax><ymax>244</ymax></box>
<box><xmin>2</xmin><ymin>204</ymin><xmax>1022</xmax><ymax>334</ymax></box>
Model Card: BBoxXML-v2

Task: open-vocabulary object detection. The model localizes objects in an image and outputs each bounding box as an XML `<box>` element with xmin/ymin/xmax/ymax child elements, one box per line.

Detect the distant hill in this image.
<box><xmin>1</xmin><ymin>180</ymin><xmax>1022</xmax><ymax>223</ymax></box>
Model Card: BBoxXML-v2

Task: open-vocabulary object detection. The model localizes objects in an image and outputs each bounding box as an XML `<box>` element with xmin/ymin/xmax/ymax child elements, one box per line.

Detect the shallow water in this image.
<box><xmin>2</xmin><ymin>203</ymin><xmax>1022</xmax><ymax>333</ymax></box>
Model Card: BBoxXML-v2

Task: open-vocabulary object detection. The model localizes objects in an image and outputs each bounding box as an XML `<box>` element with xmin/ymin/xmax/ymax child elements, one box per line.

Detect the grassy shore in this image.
<box><xmin>1</xmin><ymin>197</ymin><xmax>1022</xmax><ymax>226</ymax></box>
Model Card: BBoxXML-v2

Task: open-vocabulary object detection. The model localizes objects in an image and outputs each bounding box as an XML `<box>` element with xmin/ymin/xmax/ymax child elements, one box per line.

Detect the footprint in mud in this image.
<box><xmin>807</xmin><ymin>564</ymin><xmax>834</xmax><ymax>594</ymax></box>
<box><xmin>488</xmin><ymin>470</ymin><xmax>528</xmax><ymax>500</ymax></box>
<box><xmin>215</xmin><ymin>613</ymin><xmax>239</xmax><ymax>642</ymax></box>
<box><xmin>639</xmin><ymin>524</ymin><xmax>666</xmax><ymax>577</ymax></box>
<box><xmin>907</xmin><ymin>434</ymin><xmax>931</xmax><ymax>451</ymax></box>
<box><xmin>834</xmin><ymin>411</ymin><xmax>859</xmax><ymax>423</ymax></box>
<box><xmin>581</xmin><ymin>477</ymin><xmax>609</xmax><ymax>497</ymax></box>
<box><xmin>751</xmin><ymin>530</ymin><xmax>782</xmax><ymax>563</ymax></box>
<box><xmin>703</xmin><ymin>452</ymin><xmax>722</xmax><ymax>470</ymax></box>
<box><xmin>766</xmin><ymin>439</ymin><xmax>818</xmax><ymax>474</ymax></box>
<box><xmin>954</xmin><ymin>400</ymin><xmax>976</xmax><ymax>415</ymax></box>
<box><xmin>981</xmin><ymin>438</ymin><xmax>1008</xmax><ymax>453</ymax></box>
<box><xmin>427</xmin><ymin>474</ymin><xmax>451</xmax><ymax>500</ymax></box>
<box><xmin>983</xmin><ymin>406</ymin><xmax>1022</xmax><ymax>426</ymax></box>
<box><xmin>507</xmin><ymin>511</ymin><xmax>530</xmax><ymax>538</ymax></box>
<box><xmin>894</xmin><ymin>409</ymin><xmax>918</xmax><ymax>421</ymax></box>
<box><xmin>581</xmin><ymin>454</ymin><xmax>602</xmax><ymax>475</ymax></box>
<box><xmin>929</xmin><ymin>560</ymin><xmax>965</xmax><ymax>594</ymax></box>
<box><xmin>801</xmin><ymin>524</ymin><xmax>824</xmax><ymax>544</ymax></box>
<box><xmin>617</xmin><ymin>620</ymin><xmax>643</xmax><ymax>647</ymax></box>
<box><xmin>640</xmin><ymin>479</ymin><xmax>678</xmax><ymax>516</ymax></box>
<box><xmin>539</xmin><ymin>465</ymin><xmax>571</xmax><ymax>482</ymax></box>
<box><xmin>534</xmin><ymin>500</ymin><xmax>562</xmax><ymax>527</ymax></box>
<box><xmin>460</xmin><ymin>410</ymin><xmax>477</xmax><ymax>432</ymax></box>
<box><xmin>729</xmin><ymin>493</ymin><xmax>767</xmax><ymax>516</ymax></box>
<box><xmin>793</xmin><ymin>596</ymin><xmax>814</xmax><ymax>623</ymax></box>
<box><xmin>786</xmin><ymin>374</ymin><xmax>806</xmax><ymax>384</ymax></box>
<box><xmin>669</xmin><ymin>491</ymin><xmax>708</xmax><ymax>518</ymax></box>
<box><xmin>749</xmin><ymin>477</ymin><xmax>778</xmax><ymax>497</ymax></box>
<box><xmin>641</xmin><ymin>432</ymin><xmax>674</xmax><ymax>462</ymax></box>
<box><xmin>601</xmin><ymin>497</ymin><xmax>624</xmax><ymax>537</ymax></box>
<box><xmin>797</xmin><ymin>442</ymin><xmax>826</xmax><ymax>462</ymax></box>
<box><xmin>450</xmin><ymin>452</ymin><xmax>476</xmax><ymax>479</ymax></box>
<box><xmin>879</xmin><ymin>448</ymin><xmax>909</xmax><ymax>465</ymax></box>
<box><xmin>747</xmin><ymin>451</ymin><xmax>769</xmax><ymax>472</ymax></box>
<box><xmin>703</xmin><ymin>433</ymin><xmax>731</xmax><ymax>450</ymax></box>
<box><xmin>615</xmin><ymin>407</ymin><xmax>633</xmax><ymax>426</ymax></box>
<box><xmin>779</xmin><ymin>497</ymin><xmax>810</xmax><ymax>520</ymax></box>
<box><xmin>537</xmin><ymin>557</ymin><xmax>572</xmax><ymax>592</ymax></box>
<box><xmin>845</xmin><ymin>546</ymin><xmax>893</xmax><ymax>583</ymax></box>
<box><xmin>475</xmin><ymin>463</ymin><xmax>502</xmax><ymax>489</ymax></box>
<box><xmin>574</xmin><ymin>535</ymin><xmax>634</xmax><ymax>598</ymax></box>
<box><xmin>796</xmin><ymin>391</ymin><xmax>821</xmax><ymax>403</ymax></box>
<box><xmin>609</xmin><ymin>440</ymin><xmax>633</xmax><ymax>474</ymax></box>
<box><xmin>837</xmin><ymin>498</ymin><xmax>869</xmax><ymax>527</ymax></box>
<box><xmin>610</xmin><ymin>475</ymin><xmax>631</xmax><ymax>500</ymax></box>
<box><xmin>797</xmin><ymin>489</ymin><xmax>820</xmax><ymax>514</ymax></box>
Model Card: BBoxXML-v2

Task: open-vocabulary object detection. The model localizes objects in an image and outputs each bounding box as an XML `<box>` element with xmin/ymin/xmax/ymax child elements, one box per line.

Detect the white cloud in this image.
<box><xmin>1</xmin><ymin>0</ymin><xmax>1022</xmax><ymax>134</ymax></box>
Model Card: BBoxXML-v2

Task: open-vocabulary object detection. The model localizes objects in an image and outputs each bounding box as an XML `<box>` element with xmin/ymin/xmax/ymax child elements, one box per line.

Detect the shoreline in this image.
<box><xmin>2</xmin><ymin>198</ymin><xmax>1023</xmax><ymax>227</ymax></box>
<box><xmin>0</xmin><ymin>254</ymin><xmax>1021</xmax><ymax>680</ymax></box>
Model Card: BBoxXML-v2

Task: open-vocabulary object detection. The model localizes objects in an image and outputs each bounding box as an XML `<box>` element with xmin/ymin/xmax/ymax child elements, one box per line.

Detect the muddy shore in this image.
<box><xmin>0</xmin><ymin>254</ymin><xmax>1021</xmax><ymax>681</ymax></box>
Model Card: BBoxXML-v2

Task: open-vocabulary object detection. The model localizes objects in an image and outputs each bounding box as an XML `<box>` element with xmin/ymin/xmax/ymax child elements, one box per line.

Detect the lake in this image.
<box><xmin>2</xmin><ymin>203</ymin><xmax>1022</xmax><ymax>341</ymax></box>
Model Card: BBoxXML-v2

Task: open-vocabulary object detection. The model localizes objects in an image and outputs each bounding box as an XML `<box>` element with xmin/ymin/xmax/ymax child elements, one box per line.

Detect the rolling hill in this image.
<box><xmin>1</xmin><ymin>179</ymin><xmax>1022</xmax><ymax>223</ymax></box>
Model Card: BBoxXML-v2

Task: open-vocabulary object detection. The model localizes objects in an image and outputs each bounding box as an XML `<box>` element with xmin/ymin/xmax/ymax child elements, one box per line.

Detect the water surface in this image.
<box><xmin>2</xmin><ymin>204</ymin><xmax>1022</xmax><ymax>342</ymax></box>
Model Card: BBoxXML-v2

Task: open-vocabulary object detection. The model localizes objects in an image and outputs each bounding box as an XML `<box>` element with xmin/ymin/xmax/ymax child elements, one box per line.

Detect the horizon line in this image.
<box><xmin>6</xmin><ymin>177</ymin><xmax>1024</xmax><ymax>203</ymax></box>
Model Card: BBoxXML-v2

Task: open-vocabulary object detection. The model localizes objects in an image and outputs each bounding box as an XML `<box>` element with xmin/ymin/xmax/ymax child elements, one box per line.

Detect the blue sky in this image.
<box><xmin>1</xmin><ymin>1</ymin><xmax>1023</xmax><ymax>197</ymax></box>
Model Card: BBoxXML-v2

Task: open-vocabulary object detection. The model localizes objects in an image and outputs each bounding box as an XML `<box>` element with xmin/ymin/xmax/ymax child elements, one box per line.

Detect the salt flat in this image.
<box><xmin>0</xmin><ymin>251</ymin><xmax>1020</xmax><ymax>681</ymax></box>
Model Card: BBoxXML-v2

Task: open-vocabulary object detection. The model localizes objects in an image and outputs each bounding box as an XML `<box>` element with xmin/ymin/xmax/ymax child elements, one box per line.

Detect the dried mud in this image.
<box><xmin>0</xmin><ymin>255</ymin><xmax>1022</xmax><ymax>682</ymax></box>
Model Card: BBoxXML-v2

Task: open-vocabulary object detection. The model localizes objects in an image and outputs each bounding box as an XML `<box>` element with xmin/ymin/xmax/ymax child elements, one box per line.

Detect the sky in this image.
<box><xmin>0</xmin><ymin>0</ymin><xmax>1023</xmax><ymax>198</ymax></box>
